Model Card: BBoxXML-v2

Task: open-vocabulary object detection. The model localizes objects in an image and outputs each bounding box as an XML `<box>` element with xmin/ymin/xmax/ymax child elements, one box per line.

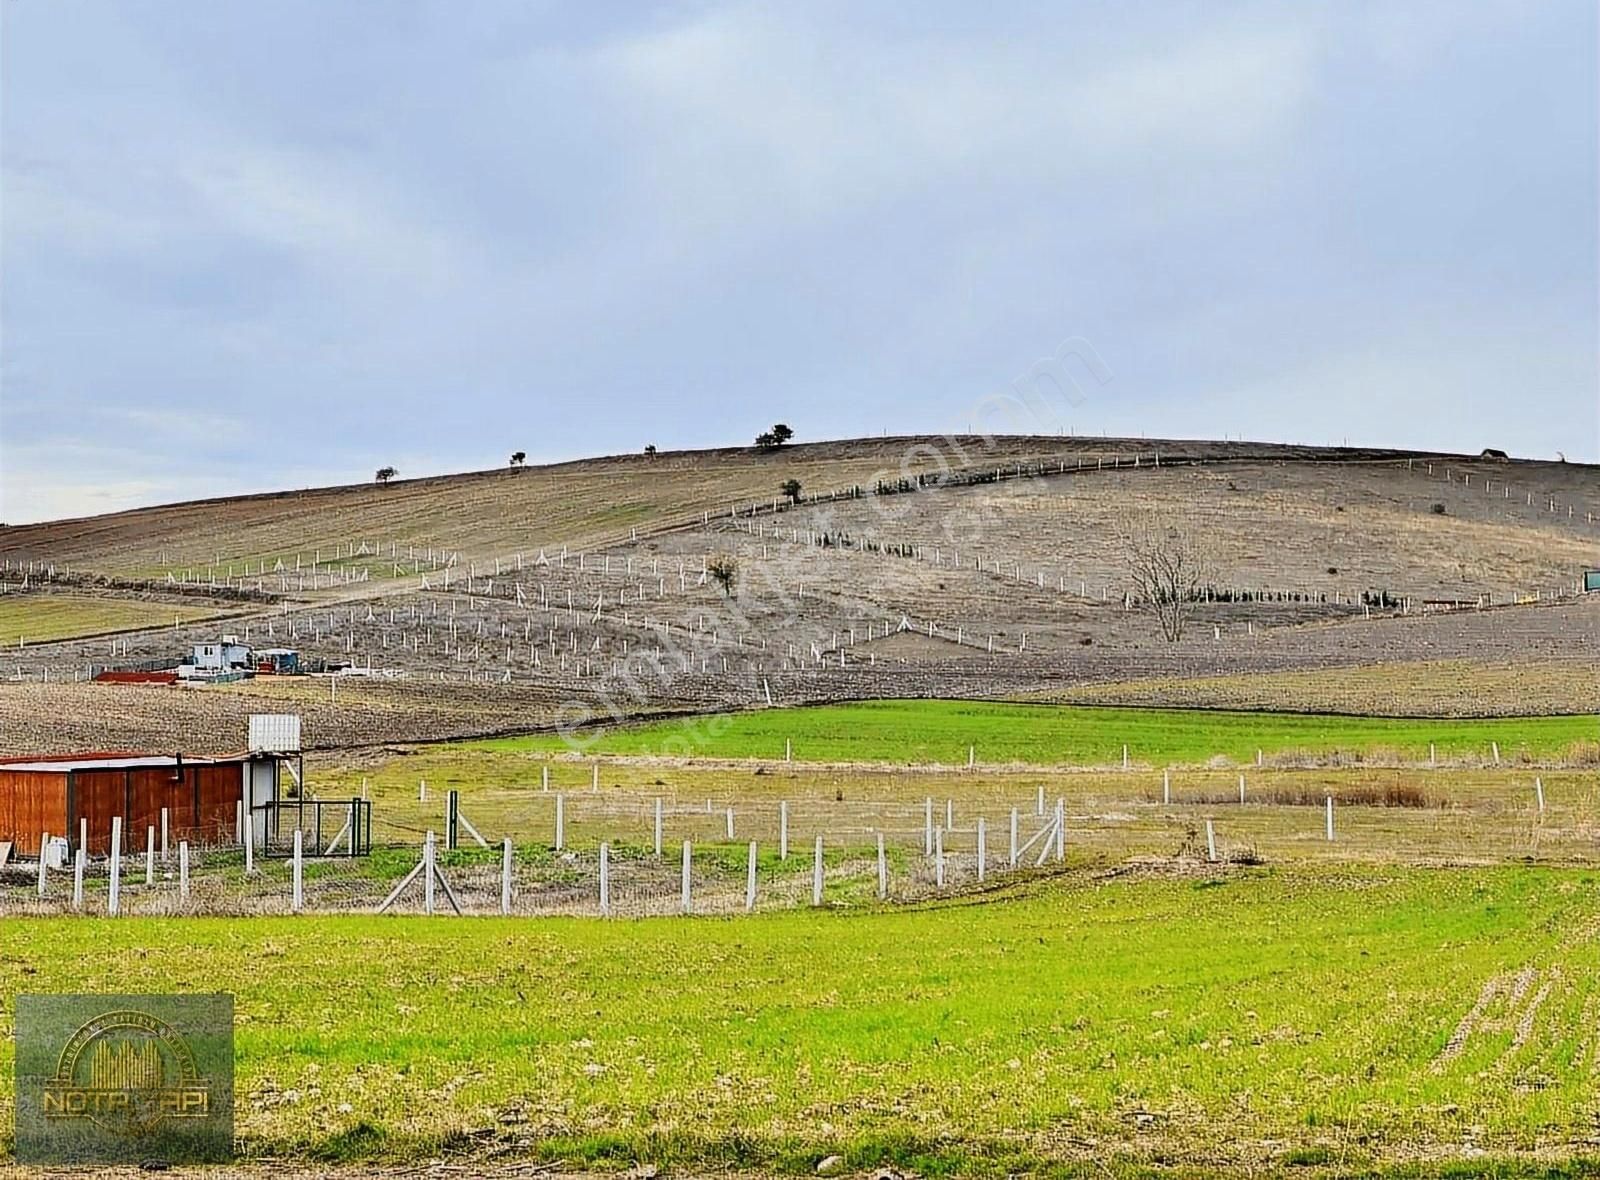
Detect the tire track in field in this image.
<box><xmin>1435</xmin><ymin>903</ymin><xmax>1600</xmax><ymax>1073</ymax></box>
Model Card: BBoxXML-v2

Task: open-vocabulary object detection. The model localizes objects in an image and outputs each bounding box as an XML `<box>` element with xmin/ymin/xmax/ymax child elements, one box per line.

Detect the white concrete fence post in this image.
<box><xmin>160</xmin><ymin>808</ymin><xmax>169</xmax><ymax>862</ymax></box>
<box><xmin>73</xmin><ymin>848</ymin><xmax>86</xmax><ymax>910</ymax></box>
<box><xmin>1325</xmin><ymin>796</ymin><xmax>1335</xmax><ymax>842</ymax></box>
<box><xmin>501</xmin><ymin>838</ymin><xmax>513</xmax><ymax>914</ymax></box>
<box><xmin>1036</xmin><ymin>785</ymin><xmax>1045</xmax><ymax>817</ymax></box>
<box><xmin>924</xmin><ymin>798</ymin><xmax>934</xmax><ymax>855</ymax></box>
<box><xmin>599</xmin><ymin>843</ymin><xmax>611</xmax><ymax>916</ymax></box>
<box><xmin>555</xmin><ymin>794</ymin><xmax>565</xmax><ymax>851</ymax></box>
<box><xmin>876</xmin><ymin>833</ymin><xmax>887</xmax><ymax>900</ymax></box>
<box><xmin>292</xmin><ymin>829</ymin><xmax>304</xmax><ymax>912</ymax></box>
<box><xmin>1009</xmin><ymin>808</ymin><xmax>1019</xmax><ymax>868</ymax></box>
<box><xmin>423</xmin><ymin>831</ymin><xmax>436</xmax><ymax>915</ymax></box>
<box><xmin>812</xmin><ymin>835</ymin><xmax>824</xmax><ymax>906</ymax></box>
<box><xmin>681</xmin><ymin>841</ymin><xmax>693</xmax><ymax>914</ymax></box>
<box><xmin>1535</xmin><ymin>777</ymin><xmax>1545</xmax><ymax>815</ymax></box>
<box><xmin>145</xmin><ymin>826</ymin><xmax>155</xmax><ymax>885</ymax></box>
<box><xmin>935</xmin><ymin>827</ymin><xmax>945</xmax><ymax>888</ymax></box>
<box><xmin>745</xmin><ymin>841</ymin><xmax>758</xmax><ymax>911</ymax></box>
<box><xmin>1054</xmin><ymin>800</ymin><xmax>1065</xmax><ymax>860</ymax></box>
<box><xmin>1163</xmin><ymin>769</ymin><xmax>1171</xmax><ymax>805</ymax></box>
<box><xmin>725</xmin><ymin>807</ymin><xmax>734</xmax><ymax>840</ymax></box>
<box><xmin>108</xmin><ymin>817</ymin><xmax>123</xmax><ymax>916</ymax></box>
<box><xmin>779</xmin><ymin>801</ymin><xmax>789</xmax><ymax>860</ymax></box>
<box><xmin>977</xmin><ymin>817</ymin><xmax>987</xmax><ymax>882</ymax></box>
<box><xmin>1205</xmin><ymin>819</ymin><xmax>1217</xmax><ymax>863</ymax></box>
<box><xmin>179</xmin><ymin>842</ymin><xmax>189</xmax><ymax>901</ymax></box>
<box><xmin>653</xmin><ymin>798</ymin><xmax>663</xmax><ymax>857</ymax></box>
<box><xmin>36</xmin><ymin>832</ymin><xmax>49</xmax><ymax>897</ymax></box>
<box><xmin>244</xmin><ymin>812</ymin><xmax>255</xmax><ymax>876</ymax></box>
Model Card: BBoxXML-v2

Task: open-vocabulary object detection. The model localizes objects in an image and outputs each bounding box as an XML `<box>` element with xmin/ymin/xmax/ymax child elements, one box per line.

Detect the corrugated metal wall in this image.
<box><xmin>2</xmin><ymin>762</ymin><xmax>248</xmax><ymax>856</ymax></box>
<box><xmin>0</xmin><ymin>771</ymin><xmax>69</xmax><ymax>857</ymax></box>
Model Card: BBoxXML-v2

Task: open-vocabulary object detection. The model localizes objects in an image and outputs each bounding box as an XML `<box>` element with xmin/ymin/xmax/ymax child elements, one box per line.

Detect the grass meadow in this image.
<box><xmin>317</xmin><ymin>747</ymin><xmax>1598</xmax><ymax>870</ymax></box>
<box><xmin>482</xmin><ymin>700</ymin><xmax>1596</xmax><ymax>768</ymax></box>
<box><xmin>0</xmin><ymin>593</ymin><xmax>225</xmax><ymax>645</ymax></box>
<box><xmin>3</xmin><ymin>864</ymin><xmax>1596</xmax><ymax>1176</ymax></box>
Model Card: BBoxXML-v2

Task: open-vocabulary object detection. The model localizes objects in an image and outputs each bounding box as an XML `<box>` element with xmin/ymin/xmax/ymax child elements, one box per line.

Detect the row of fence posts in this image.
<box><xmin>35</xmin><ymin>813</ymin><xmax>199</xmax><ymax>916</ymax></box>
<box><xmin>414</xmin><ymin>794</ymin><xmax>1078</xmax><ymax>918</ymax></box>
<box><xmin>459</xmin><ymin>829</ymin><xmax>869</xmax><ymax>918</ymax></box>
<box><xmin>32</xmin><ymin>800</ymin><xmax>315</xmax><ymax>915</ymax></box>
<box><xmin>411</xmin><ymin>782</ymin><xmax>1390</xmax><ymax>917</ymax></box>
<box><xmin>34</xmin><ymin>771</ymin><xmax>1558</xmax><ymax>916</ymax></box>
<box><xmin>765</xmin><ymin>739</ymin><xmax>1524</xmax><ymax>771</ymax></box>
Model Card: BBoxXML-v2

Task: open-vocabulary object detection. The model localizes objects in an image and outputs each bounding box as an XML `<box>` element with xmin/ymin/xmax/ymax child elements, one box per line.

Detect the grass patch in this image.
<box><xmin>1039</xmin><ymin>659</ymin><xmax>1600</xmax><ymax>720</ymax></box>
<box><xmin>0</xmin><ymin>593</ymin><xmax>223</xmax><ymax>645</ymax></box>
<box><xmin>489</xmin><ymin>700</ymin><xmax>1596</xmax><ymax>767</ymax></box>
<box><xmin>1</xmin><ymin>864</ymin><xmax>1595</xmax><ymax>1173</ymax></box>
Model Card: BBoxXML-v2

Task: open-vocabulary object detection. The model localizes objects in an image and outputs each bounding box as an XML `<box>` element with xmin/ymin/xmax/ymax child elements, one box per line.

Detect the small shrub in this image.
<box><xmin>1430</xmin><ymin>502</ymin><xmax>1447</xmax><ymax>515</ymax></box>
<box><xmin>1565</xmin><ymin>739</ymin><xmax>1600</xmax><ymax>765</ymax></box>
<box><xmin>1283</xmin><ymin>1146</ymin><xmax>1335</xmax><ymax>1167</ymax></box>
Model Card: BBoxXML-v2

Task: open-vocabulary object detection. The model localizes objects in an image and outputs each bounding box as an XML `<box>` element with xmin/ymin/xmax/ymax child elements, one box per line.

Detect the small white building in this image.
<box><xmin>189</xmin><ymin>635</ymin><xmax>253</xmax><ymax>673</ymax></box>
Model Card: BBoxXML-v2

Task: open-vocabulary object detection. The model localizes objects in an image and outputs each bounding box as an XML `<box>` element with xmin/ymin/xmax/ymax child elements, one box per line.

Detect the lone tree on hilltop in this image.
<box><xmin>510</xmin><ymin>451</ymin><xmax>526</xmax><ymax>468</ymax></box>
<box><xmin>781</xmin><ymin>478</ymin><xmax>803</xmax><ymax>504</ymax></box>
<box><xmin>375</xmin><ymin>466</ymin><xmax>398</xmax><ymax>484</ymax></box>
<box><xmin>1121</xmin><ymin>518</ymin><xmax>1209</xmax><ymax>643</ymax></box>
<box><xmin>644</xmin><ymin>444</ymin><xmax>657</xmax><ymax>458</ymax></box>
<box><xmin>755</xmin><ymin>423</ymin><xmax>795</xmax><ymax>451</ymax></box>
<box><xmin>707</xmin><ymin>553</ymin><xmax>738</xmax><ymax>597</ymax></box>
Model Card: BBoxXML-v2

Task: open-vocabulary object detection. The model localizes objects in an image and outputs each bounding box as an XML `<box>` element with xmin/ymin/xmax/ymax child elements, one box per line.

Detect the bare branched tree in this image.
<box><xmin>1122</xmin><ymin>519</ymin><xmax>1208</xmax><ymax>643</ymax></box>
<box><xmin>707</xmin><ymin>553</ymin><xmax>738</xmax><ymax>597</ymax></box>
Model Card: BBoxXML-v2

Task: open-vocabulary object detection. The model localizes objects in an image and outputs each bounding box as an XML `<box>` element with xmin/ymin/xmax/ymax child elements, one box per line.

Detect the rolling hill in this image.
<box><xmin>1</xmin><ymin>435</ymin><xmax>1595</xmax><ymax>752</ymax></box>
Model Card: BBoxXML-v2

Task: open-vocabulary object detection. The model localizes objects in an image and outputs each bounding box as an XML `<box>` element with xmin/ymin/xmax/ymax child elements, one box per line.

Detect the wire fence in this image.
<box><xmin>0</xmin><ymin>829</ymin><xmax>1038</xmax><ymax>917</ymax></box>
<box><xmin>3</xmin><ymin>769</ymin><xmax>1590</xmax><ymax>917</ymax></box>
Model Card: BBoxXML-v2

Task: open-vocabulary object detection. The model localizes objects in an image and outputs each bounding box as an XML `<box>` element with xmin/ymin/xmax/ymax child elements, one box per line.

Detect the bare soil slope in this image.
<box><xmin>0</xmin><ymin>436</ymin><xmax>1516</xmax><ymax>577</ymax></box>
<box><xmin>2</xmin><ymin>437</ymin><xmax>1595</xmax><ymax>747</ymax></box>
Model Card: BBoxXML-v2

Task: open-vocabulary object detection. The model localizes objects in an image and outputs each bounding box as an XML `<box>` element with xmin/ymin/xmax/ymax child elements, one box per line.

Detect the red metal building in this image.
<box><xmin>0</xmin><ymin>751</ymin><xmax>280</xmax><ymax>857</ymax></box>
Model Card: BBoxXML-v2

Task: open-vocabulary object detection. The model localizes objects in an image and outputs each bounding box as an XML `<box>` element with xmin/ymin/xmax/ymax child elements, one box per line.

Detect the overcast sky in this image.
<box><xmin>2</xmin><ymin>1</ymin><xmax>1595</xmax><ymax>524</ymax></box>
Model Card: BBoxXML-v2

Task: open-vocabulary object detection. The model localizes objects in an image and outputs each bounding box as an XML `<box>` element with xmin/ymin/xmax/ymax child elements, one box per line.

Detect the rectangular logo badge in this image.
<box><xmin>14</xmin><ymin>994</ymin><xmax>234</xmax><ymax>1164</ymax></box>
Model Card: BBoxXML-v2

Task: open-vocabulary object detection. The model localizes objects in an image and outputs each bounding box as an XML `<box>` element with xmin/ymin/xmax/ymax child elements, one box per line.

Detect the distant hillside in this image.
<box><xmin>3</xmin><ymin>434</ymin><xmax>1571</xmax><ymax>580</ymax></box>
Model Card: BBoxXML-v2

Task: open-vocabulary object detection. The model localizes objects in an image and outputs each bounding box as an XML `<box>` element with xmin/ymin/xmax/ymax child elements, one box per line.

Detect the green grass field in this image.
<box><xmin>0</xmin><ymin>593</ymin><xmax>224</xmax><ymax>645</ymax></box>
<box><xmin>3</xmin><ymin>865</ymin><xmax>1594</xmax><ymax>1176</ymax></box>
<box><xmin>491</xmin><ymin>700</ymin><xmax>1597</xmax><ymax>767</ymax></box>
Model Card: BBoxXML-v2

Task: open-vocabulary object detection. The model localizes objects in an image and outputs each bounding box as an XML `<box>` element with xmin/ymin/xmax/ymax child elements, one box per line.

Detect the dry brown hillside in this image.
<box><xmin>0</xmin><ymin>435</ymin><xmax>1521</xmax><ymax>579</ymax></box>
<box><xmin>1</xmin><ymin>437</ymin><xmax>1595</xmax><ymax>750</ymax></box>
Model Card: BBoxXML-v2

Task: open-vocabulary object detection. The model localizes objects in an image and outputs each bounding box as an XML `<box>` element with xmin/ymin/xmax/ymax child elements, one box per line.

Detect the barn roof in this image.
<box><xmin>0</xmin><ymin>752</ymin><xmax>253</xmax><ymax>773</ymax></box>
